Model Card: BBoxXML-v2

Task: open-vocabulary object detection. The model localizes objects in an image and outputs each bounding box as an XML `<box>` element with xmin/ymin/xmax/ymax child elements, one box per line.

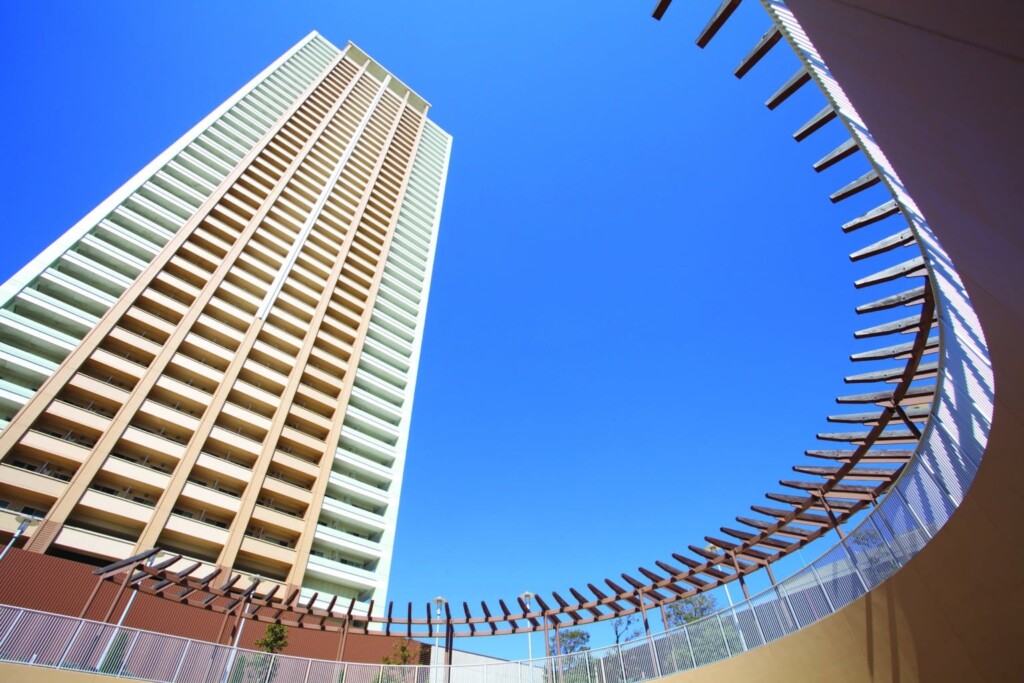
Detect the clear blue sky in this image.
<box><xmin>0</xmin><ymin>0</ymin><xmax>894</xmax><ymax>659</ymax></box>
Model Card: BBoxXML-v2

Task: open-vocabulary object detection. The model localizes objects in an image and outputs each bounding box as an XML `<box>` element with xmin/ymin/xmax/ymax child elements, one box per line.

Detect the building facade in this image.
<box><xmin>0</xmin><ymin>32</ymin><xmax>451</xmax><ymax>614</ymax></box>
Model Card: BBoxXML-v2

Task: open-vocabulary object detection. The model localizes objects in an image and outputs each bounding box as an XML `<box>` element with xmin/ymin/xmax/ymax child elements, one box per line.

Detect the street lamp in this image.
<box><xmin>432</xmin><ymin>596</ymin><xmax>447</xmax><ymax>683</ymax></box>
<box><xmin>432</xmin><ymin>596</ymin><xmax>447</xmax><ymax>651</ymax></box>
<box><xmin>519</xmin><ymin>592</ymin><xmax>535</xmax><ymax>662</ymax></box>
<box><xmin>0</xmin><ymin>513</ymin><xmax>38</xmax><ymax>564</ymax></box>
<box><xmin>706</xmin><ymin>544</ymin><xmax>747</xmax><ymax>652</ymax></box>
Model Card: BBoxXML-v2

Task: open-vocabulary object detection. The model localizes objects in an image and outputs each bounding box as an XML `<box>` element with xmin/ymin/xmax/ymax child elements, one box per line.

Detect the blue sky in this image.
<box><xmin>0</xmin><ymin>0</ymin><xmax>896</xmax><ymax>659</ymax></box>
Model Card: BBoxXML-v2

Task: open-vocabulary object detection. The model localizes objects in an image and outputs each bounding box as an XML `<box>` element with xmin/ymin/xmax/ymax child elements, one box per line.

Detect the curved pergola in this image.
<box><xmin>84</xmin><ymin>0</ymin><xmax>976</xmax><ymax>661</ymax></box>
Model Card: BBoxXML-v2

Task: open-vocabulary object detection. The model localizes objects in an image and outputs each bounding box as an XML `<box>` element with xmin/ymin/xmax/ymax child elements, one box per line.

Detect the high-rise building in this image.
<box><xmin>0</xmin><ymin>32</ymin><xmax>451</xmax><ymax>613</ymax></box>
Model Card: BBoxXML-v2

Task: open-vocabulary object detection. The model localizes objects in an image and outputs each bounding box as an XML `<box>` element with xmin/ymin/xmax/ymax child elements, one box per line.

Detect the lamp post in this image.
<box><xmin>0</xmin><ymin>514</ymin><xmax>38</xmax><ymax>565</ymax></box>
<box><xmin>432</xmin><ymin>597</ymin><xmax>446</xmax><ymax>683</ymax></box>
<box><xmin>706</xmin><ymin>544</ymin><xmax>747</xmax><ymax>652</ymax></box>
<box><xmin>519</xmin><ymin>592</ymin><xmax>535</xmax><ymax>661</ymax></box>
<box><xmin>433</xmin><ymin>596</ymin><xmax>447</xmax><ymax>650</ymax></box>
<box><xmin>705</xmin><ymin>544</ymin><xmax>734</xmax><ymax>608</ymax></box>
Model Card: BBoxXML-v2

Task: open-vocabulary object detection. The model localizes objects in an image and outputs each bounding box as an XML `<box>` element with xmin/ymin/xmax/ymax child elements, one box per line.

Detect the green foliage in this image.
<box><xmin>255</xmin><ymin>623</ymin><xmax>289</xmax><ymax>654</ymax></box>
<box><xmin>545</xmin><ymin>629</ymin><xmax>593</xmax><ymax>683</ymax></box>
<box><xmin>548</xmin><ymin>628</ymin><xmax>590</xmax><ymax>655</ymax></box>
<box><xmin>663</xmin><ymin>594</ymin><xmax>746</xmax><ymax>667</ymax></box>
<box><xmin>612</xmin><ymin>615</ymin><xmax>640</xmax><ymax>645</ymax></box>
<box><xmin>226</xmin><ymin>653</ymin><xmax>254</xmax><ymax>683</ymax></box>
<box><xmin>662</xmin><ymin>594</ymin><xmax>717</xmax><ymax>627</ymax></box>
<box><xmin>375</xmin><ymin>641</ymin><xmax>420</xmax><ymax>683</ymax></box>
<box><xmin>98</xmin><ymin>632</ymin><xmax>130</xmax><ymax>675</ymax></box>
<box><xmin>381</xmin><ymin>640</ymin><xmax>416</xmax><ymax>665</ymax></box>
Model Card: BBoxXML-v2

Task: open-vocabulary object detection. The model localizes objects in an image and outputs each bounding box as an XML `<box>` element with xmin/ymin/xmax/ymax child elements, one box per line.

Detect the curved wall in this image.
<box><xmin>661</xmin><ymin>2</ymin><xmax>1024</xmax><ymax>681</ymax></box>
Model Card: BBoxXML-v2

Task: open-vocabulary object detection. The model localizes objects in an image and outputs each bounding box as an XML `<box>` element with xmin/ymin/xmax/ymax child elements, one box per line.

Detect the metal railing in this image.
<box><xmin>0</xmin><ymin>434</ymin><xmax>988</xmax><ymax>683</ymax></box>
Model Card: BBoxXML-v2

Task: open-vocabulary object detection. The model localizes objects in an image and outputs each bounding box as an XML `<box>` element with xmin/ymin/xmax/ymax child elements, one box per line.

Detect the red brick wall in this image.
<box><xmin>0</xmin><ymin>548</ymin><xmax>426</xmax><ymax>663</ymax></box>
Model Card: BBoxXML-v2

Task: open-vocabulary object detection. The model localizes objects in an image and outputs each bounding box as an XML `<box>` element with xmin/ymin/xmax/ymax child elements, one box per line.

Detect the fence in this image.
<box><xmin>0</xmin><ymin>433</ymin><xmax>988</xmax><ymax>683</ymax></box>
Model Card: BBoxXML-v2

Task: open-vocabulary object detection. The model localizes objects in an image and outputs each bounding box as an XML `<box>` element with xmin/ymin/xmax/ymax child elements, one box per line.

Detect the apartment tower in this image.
<box><xmin>0</xmin><ymin>32</ymin><xmax>451</xmax><ymax>613</ymax></box>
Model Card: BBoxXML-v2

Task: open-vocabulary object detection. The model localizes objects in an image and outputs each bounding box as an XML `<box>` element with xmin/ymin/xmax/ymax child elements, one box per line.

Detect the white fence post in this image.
<box><xmin>117</xmin><ymin>630</ymin><xmax>141</xmax><ymax>676</ymax></box>
<box><xmin>171</xmin><ymin>640</ymin><xmax>191</xmax><ymax>683</ymax></box>
<box><xmin>748</xmin><ymin>603</ymin><xmax>767</xmax><ymax>647</ymax></box>
<box><xmin>0</xmin><ymin>610</ymin><xmax>25</xmax><ymax>655</ymax></box>
<box><xmin>647</xmin><ymin>635</ymin><xmax>661</xmax><ymax>678</ymax></box>
<box><xmin>56</xmin><ymin>619</ymin><xmax>84</xmax><ymax>669</ymax></box>
<box><xmin>682</xmin><ymin>625</ymin><xmax>696</xmax><ymax>669</ymax></box>
<box><xmin>715</xmin><ymin>615</ymin><xmax>731</xmax><ymax>657</ymax></box>
<box><xmin>807</xmin><ymin>563</ymin><xmax>837</xmax><ymax>613</ymax></box>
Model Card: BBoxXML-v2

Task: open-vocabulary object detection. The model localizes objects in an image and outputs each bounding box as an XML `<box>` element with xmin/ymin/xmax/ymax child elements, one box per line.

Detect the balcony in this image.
<box><xmin>252</xmin><ymin>504</ymin><xmax>305</xmax><ymax>534</ymax></box>
<box><xmin>168</xmin><ymin>352</ymin><xmax>225</xmax><ymax>385</ymax></box>
<box><xmin>181</xmin><ymin>481</ymin><xmax>242</xmax><ymax>514</ymax></box>
<box><xmin>120</xmin><ymin>425</ymin><xmax>187</xmax><ymax>461</ymax></box>
<box><xmin>101</xmin><ymin>454</ymin><xmax>172</xmax><ymax>490</ymax></box>
<box><xmin>53</xmin><ymin>526</ymin><xmax>135</xmax><ymax>561</ymax></box>
<box><xmin>252</xmin><ymin>339</ymin><xmax>296</xmax><ymax>371</ymax></box>
<box><xmin>289</xmin><ymin>402</ymin><xmax>333</xmax><ymax>433</ymax></box>
<box><xmin>366</xmin><ymin>322</ymin><xmax>412</xmax><ymax>358</ymax></box>
<box><xmin>315</xmin><ymin>524</ymin><xmax>382</xmax><ymax>559</ymax></box>
<box><xmin>220</xmin><ymin>401</ymin><xmax>272</xmax><ymax>434</ymax></box>
<box><xmin>230</xmin><ymin>379</ymin><xmax>281</xmax><ymax>416</ymax></box>
<box><xmin>321</xmin><ymin>497</ymin><xmax>386</xmax><ymax>532</ymax></box>
<box><xmin>334</xmin><ymin>447</ymin><xmax>393</xmax><ymax>483</ymax></box>
<box><xmin>362</xmin><ymin>337</ymin><xmax>411</xmax><ymax>375</ymax></box>
<box><xmin>196</xmin><ymin>452</ymin><xmax>253</xmax><ymax>486</ymax></box>
<box><xmin>138</xmin><ymin>399</ymin><xmax>200</xmax><ymax>434</ymax></box>
<box><xmin>181</xmin><ymin>331</ymin><xmax>234</xmax><ymax>367</ymax></box>
<box><xmin>105</xmin><ymin>326</ymin><xmax>163</xmax><ymax>359</ymax></box>
<box><xmin>0</xmin><ymin>463</ymin><xmax>68</xmax><ymax>500</ymax></box>
<box><xmin>240</xmin><ymin>535</ymin><xmax>297</xmax><ymax>566</ymax></box>
<box><xmin>272</xmin><ymin>450</ymin><xmax>319</xmax><ymax>479</ymax></box>
<box><xmin>153</xmin><ymin>373</ymin><xmax>212</xmax><ymax>409</ymax></box>
<box><xmin>373</xmin><ymin>297</ymin><xmax>417</xmax><ymax>333</ymax></box>
<box><xmin>305</xmin><ymin>554</ymin><xmax>378</xmax><ymax>591</ymax></box>
<box><xmin>17</xmin><ymin>430</ymin><xmax>91</xmax><ymax>465</ymax></box>
<box><xmin>328</xmin><ymin>471</ymin><xmax>389</xmax><ymax>506</ymax></box>
<box><xmin>349</xmin><ymin>386</ymin><xmax>401</xmax><ymax>425</ymax></box>
<box><xmin>382</xmin><ymin>262</ymin><xmax>422</xmax><ymax>294</ymax></box>
<box><xmin>196</xmin><ymin>312</ymin><xmax>245</xmax><ymax>346</ymax></box>
<box><xmin>42</xmin><ymin>397</ymin><xmax>112</xmax><ymax>436</ymax></box>
<box><xmin>208</xmin><ymin>425</ymin><xmax>264</xmax><ymax>459</ymax></box>
<box><xmin>123</xmin><ymin>305</ymin><xmax>175</xmax><ymax>338</ymax></box>
<box><xmin>309</xmin><ymin>345</ymin><xmax>346</xmax><ymax>376</ymax></box>
<box><xmin>78</xmin><ymin>489</ymin><xmax>154</xmax><ymax>526</ymax></box>
<box><xmin>339</xmin><ymin>426</ymin><xmax>396</xmax><ymax>466</ymax></box>
<box><xmin>262</xmin><ymin>476</ymin><xmax>313</xmax><ymax>506</ymax></box>
<box><xmin>344</xmin><ymin>405</ymin><xmax>399</xmax><ymax>447</ymax></box>
<box><xmin>166</xmin><ymin>513</ymin><xmax>230</xmax><ymax>546</ymax></box>
<box><xmin>301</xmin><ymin>362</ymin><xmax>343</xmax><ymax>395</ymax></box>
<box><xmin>379</xmin><ymin>272</ymin><xmax>421</xmax><ymax>306</ymax></box>
<box><xmin>241</xmin><ymin>358</ymin><xmax>289</xmax><ymax>391</ymax></box>
<box><xmin>280</xmin><ymin>425</ymin><xmax>325</xmax><ymax>456</ymax></box>
<box><xmin>67</xmin><ymin>373</ymin><xmax>129</xmax><ymax>405</ymax></box>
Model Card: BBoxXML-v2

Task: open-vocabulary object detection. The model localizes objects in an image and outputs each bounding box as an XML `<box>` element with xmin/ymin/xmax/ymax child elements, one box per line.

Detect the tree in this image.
<box><xmin>548</xmin><ymin>628</ymin><xmax>590</xmax><ymax>655</ymax></box>
<box><xmin>381</xmin><ymin>641</ymin><xmax>417</xmax><ymax>665</ymax></box>
<box><xmin>255</xmin><ymin>623</ymin><xmax>289</xmax><ymax>654</ymax></box>
<box><xmin>547</xmin><ymin>629</ymin><xmax>591</xmax><ymax>683</ymax></box>
<box><xmin>612</xmin><ymin>614</ymin><xmax>640</xmax><ymax>645</ymax></box>
<box><xmin>662</xmin><ymin>594</ymin><xmax>743</xmax><ymax>665</ymax></box>
<box><xmin>378</xmin><ymin>641</ymin><xmax>419</xmax><ymax>683</ymax></box>
<box><xmin>662</xmin><ymin>594</ymin><xmax>716</xmax><ymax>627</ymax></box>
